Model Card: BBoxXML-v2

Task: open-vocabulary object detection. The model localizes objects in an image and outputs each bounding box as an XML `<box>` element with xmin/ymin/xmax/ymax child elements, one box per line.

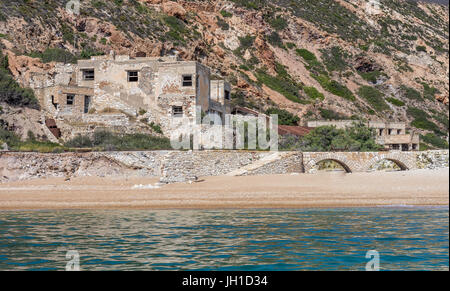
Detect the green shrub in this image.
<box><xmin>267</xmin><ymin>31</ymin><xmax>284</xmax><ymax>48</ymax></box>
<box><xmin>304</xmin><ymin>86</ymin><xmax>324</xmax><ymax>100</ymax></box>
<box><xmin>65</xmin><ymin>131</ymin><xmax>172</xmax><ymax>151</ymax></box>
<box><xmin>265</xmin><ymin>107</ymin><xmax>299</xmax><ymax>126</ymax></box>
<box><xmin>285</xmin><ymin>42</ymin><xmax>296</xmax><ymax>49</ymax></box>
<box><xmin>407</xmin><ymin>107</ymin><xmax>430</xmax><ymax>120</ymax></box>
<box><xmin>238</xmin><ymin>35</ymin><xmax>255</xmax><ymax>49</ymax></box>
<box><xmin>400</xmin><ymin>85</ymin><xmax>423</xmax><ymax>101</ymax></box>
<box><xmin>0</xmin><ymin>50</ymin><xmax>39</xmax><ymax>109</ymax></box>
<box><xmin>433</xmin><ymin>113</ymin><xmax>449</xmax><ymax>131</ymax></box>
<box><xmin>65</xmin><ymin>135</ymin><xmax>93</xmax><ymax>148</ymax></box>
<box><xmin>359</xmin><ymin>71</ymin><xmax>386</xmax><ymax>84</ymax></box>
<box><xmin>269</xmin><ymin>15</ymin><xmax>288</xmax><ymax>31</ymax></box>
<box><xmin>319</xmin><ymin>108</ymin><xmax>348</xmax><ymax>120</ymax></box>
<box><xmin>230</xmin><ymin>90</ymin><xmax>258</xmax><ymax>109</ymax></box>
<box><xmin>422</xmin><ymin>83</ymin><xmax>440</xmax><ymax>100</ymax></box>
<box><xmin>220</xmin><ymin>10</ymin><xmax>233</xmax><ymax>18</ymax></box>
<box><xmin>14</xmin><ymin>140</ymin><xmax>63</xmax><ymax>153</ymax></box>
<box><xmin>421</xmin><ymin>133</ymin><xmax>449</xmax><ymax>149</ymax></box>
<box><xmin>239</xmin><ymin>64</ymin><xmax>250</xmax><ymax>71</ymax></box>
<box><xmin>150</xmin><ymin>122</ymin><xmax>163</xmax><ymax>134</ymax></box>
<box><xmin>256</xmin><ymin>70</ymin><xmax>306</xmax><ymax>104</ymax></box>
<box><xmin>407</xmin><ymin>107</ymin><xmax>441</xmax><ymax>133</ymax></box>
<box><xmin>91</xmin><ymin>0</ymin><xmax>106</xmax><ymax>9</ymax></box>
<box><xmin>357</xmin><ymin>86</ymin><xmax>389</xmax><ymax>112</ymax></box>
<box><xmin>320</xmin><ymin>46</ymin><xmax>349</xmax><ymax>72</ymax></box>
<box><xmin>299</xmin><ymin>123</ymin><xmax>381</xmax><ymax>152</ymax></box>
<box><xmin>0</xmin><ymin>128</ymin><xmax>20</xmax><ymax>147</ymax></box>
<box><xmin>164</xmin><ymin>15</ymin><xmax>188</xmax><ymax>42</ymax></box>
<box><xmin>386</xmin><ymin>97</ymin><xmax>405</xmax><ymax>107</ymax></box>
<box><xmin>233</xmin><ymin>35</ymin><xmax>255</xmax><ymax>57</ymax></box>
<box><xmin>256</xmin><ymin>64</ymin><xmax>307</xmax><ymax>104</ymax></box>
<box><xmin>416</xmin><ymin>45</ymin><xmax>427</xmax><ymax>52</ymax></box>
<box><xmin>296</xmin><ymin>48</ymin><xmax>328</xmax><ymax>75</ymax></box>
<box><xmin>0</xmin><ymin>128</ymin><xmax>62</xmax><ymax>152</ymax></box>
<box><xmin>296</xmin><ymin>48</ymin><xmax>317</xmax><ymax>62</ymax></box>
<box><xmin>411</xmin><ymin>119</ymin><xmax>440</xmax><ymax>132</ymax></box>
<box><xmin>313</xmin><ymin>74</ymin><xmax>355</xmax><ymax>101</ymax></box>
<box><xmin>28</xmin><ymin>48</ymin><xmax>78</xmax><ymax>63</ymax></box>
<box><xmin>80</xmin><ymin>48</ymin><xmax>104</xmax><ymax>59</ymax></box>
<box><xmin>216</xmin><ymin>17</ymin><xmax>229</xmax><ymax>30</ymax></box>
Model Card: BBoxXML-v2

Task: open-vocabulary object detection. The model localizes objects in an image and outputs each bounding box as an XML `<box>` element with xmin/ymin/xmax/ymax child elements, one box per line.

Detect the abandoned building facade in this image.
<box><xmin>31</xmin><ymin>53</ymin><xmax>419</xmax><ymax>152</ymax></box>
<box><xmin>307</xmin><ymin>120</ymin><xmax>420</xmax><ymax>151</ymax></box>
<box><xmin>33</xmin><ymin>52</ymin><xmax>232</xmax><ymax>140</ymax></box>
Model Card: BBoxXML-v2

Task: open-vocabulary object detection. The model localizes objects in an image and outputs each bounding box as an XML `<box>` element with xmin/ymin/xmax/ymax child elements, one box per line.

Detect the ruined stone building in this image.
<box><xmin>32</xmin><ymin>52</ymin><xmax>232</xmax><ymax>140</ymax></box>
<box><xmin>307</xmin><ymin>120</ymin><xmax>420</xmax><ymax>151</ymax></box>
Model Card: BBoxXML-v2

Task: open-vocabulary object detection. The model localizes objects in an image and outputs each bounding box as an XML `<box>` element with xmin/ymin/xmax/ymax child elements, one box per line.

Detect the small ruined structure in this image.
<box><xmin>307</xmin><ymin>120</ymin><xmax>420</xmax><ymax>151</ymax></box>
<box><xmin>32</xmin><ymin>52</ymin><xmax>232</xmax><ymax>140</ymax></box>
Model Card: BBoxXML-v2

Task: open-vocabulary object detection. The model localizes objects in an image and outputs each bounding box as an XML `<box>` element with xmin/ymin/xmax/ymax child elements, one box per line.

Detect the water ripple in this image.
<box><xmin>0</xmin><ymin>207</ymin><xmax>448</xmax><ymax>271</ymax></box>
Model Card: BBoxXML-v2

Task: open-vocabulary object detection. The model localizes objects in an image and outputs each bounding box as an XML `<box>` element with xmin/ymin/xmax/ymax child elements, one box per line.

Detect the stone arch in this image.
<box><xmin>304</xmin><ymin>154</ymin><xmax>356</xmax><ymax>173</ymax></box>
<box><xmin>363</xmin><ymin>153</ymin><xmax>415</xmax><ymax>172</ymax></box>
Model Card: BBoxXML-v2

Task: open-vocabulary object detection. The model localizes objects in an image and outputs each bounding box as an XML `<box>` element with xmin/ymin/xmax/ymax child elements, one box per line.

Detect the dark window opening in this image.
<box><xmin>412</xmin><ymin>144</ymin><xmax>418</xmax><ymax>150</ymax></box>
<box><xmin>67</xmin><ymin>94</ymin><xmax>75</xmax><ymax>105</ymax></box>
<box><xmin>397</xmin><ymin>129</ymin><xmax>402</xmax><ymax>134</ymax></box>
<box><xmin>172</xmin><ymin>106</ymin><xmax>183</xmax><ymax>117</ymax></box>
<box><xmin>391</xmin><ymin>144</ymin><xmax>400</xmax><ymax>150</ymax></box>
<box><xmin>402</xmin><ymin>144</ymin><xmax>409</xmax><ymax>151</ymax></box>
<box><xmin>388</xmin><ymin>129</ymin><xmax>393</xmax><ymax>135</ymax></box>
<box><xmin>182</xmin><ymin>75</ymin><xmax>193</xmax><ymax>87</ymax></box>
<box><xmin>82</xmin><ymin>69</ymin><xmax>95</xmax><ymax>81</ymax></box>
<box><xmin>224</xmin><ymin>90</ymin><xmax>231</xmax><ymax>100</ymax></box>
<box><xmin>127</xmin><ymin>71</ymin><xmax>139</xmax><ymax>82</ymax></box>
<box><xmin>51</xmin><ymin>95</ymin><xmax>58</xmax><ymax>109</ymax></box>
<box><xmin>379</xmin><ymin>129</ymin><xmax>383</xmax><ymax>136</ymax></box>
<box><xmin>84</xmin><ymin>96</ymin><xmax>91</xmax><ymax>114</ymax></box>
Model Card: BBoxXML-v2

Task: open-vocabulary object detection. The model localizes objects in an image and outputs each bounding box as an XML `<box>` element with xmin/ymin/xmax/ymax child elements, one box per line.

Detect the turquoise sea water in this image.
<box><xmin>0</xmin><ymin>207</ymin><xmax>448</xmax><ymax>271</ymax></box>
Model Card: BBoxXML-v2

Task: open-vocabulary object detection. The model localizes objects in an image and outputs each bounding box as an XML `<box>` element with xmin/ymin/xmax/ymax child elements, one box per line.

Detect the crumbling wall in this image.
<box><xmin>159</xmin><ymin>151</ymin><xmax>267</xmax><ymax>183</ymax></box>
<box><xmin>0</xmin><ymin>150</ymin><xmax>448</xmax><ymax>184</ymax></box>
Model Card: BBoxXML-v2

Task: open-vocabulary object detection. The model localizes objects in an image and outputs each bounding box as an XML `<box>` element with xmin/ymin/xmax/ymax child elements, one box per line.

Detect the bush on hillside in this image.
<box><xmin>298</xmin><ymin>123</ymin><xmax>381</xmax><ymax>152</ymax></box>
<box><xmin>265</xmin><ymin>107</ymin><xmax>299</xmax><ymax>126</ymax></box>
<box><xmin>357</xmin><ymin>86</ymin><xmax>389</xmax><ymax>112</ymax></box>
<box><xmin>65</xmin><ymin>131</ymin><xmax>172</xmax><ymax>151</ymax></box>
<box><xmin>421</xmin><ymin>133</ymin><xmax>449</xmax><ymax>149</ymax></box>
<box><xmin>0</xmin><ymin>50</ymin><xmax>39</xmax><ymax>109</ymax></box>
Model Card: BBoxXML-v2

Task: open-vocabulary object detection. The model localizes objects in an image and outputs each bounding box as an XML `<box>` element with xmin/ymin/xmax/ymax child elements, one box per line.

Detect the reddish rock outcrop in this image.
<box><xmin>162</xmin><ymin>1</ymin><xmax>187</xmax><ymax>19</ymax></box>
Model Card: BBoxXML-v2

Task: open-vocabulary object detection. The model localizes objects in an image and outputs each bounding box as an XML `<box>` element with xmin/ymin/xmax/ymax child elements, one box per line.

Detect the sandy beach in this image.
<box><xmin>0</xmin><ymin>168</ymin><xmax>448</xmax><ymax>210</ymax></box>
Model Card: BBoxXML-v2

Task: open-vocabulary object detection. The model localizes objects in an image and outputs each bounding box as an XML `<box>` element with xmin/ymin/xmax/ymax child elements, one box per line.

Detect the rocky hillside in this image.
<box><xmin>0</xmin><ymin>0</ymin><xmax>449</xmax><ymax>148</ymax></box>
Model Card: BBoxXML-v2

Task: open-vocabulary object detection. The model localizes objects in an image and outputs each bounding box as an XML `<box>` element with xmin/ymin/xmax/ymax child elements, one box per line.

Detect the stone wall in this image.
<box><xmin>159</xmin><ymin>151</ymin><xmax>270</xmax><ymax>183</ymax></box>
<box><xmin>0</xmin><ymin>150</ymin><xmax>448</xmax><ymax>184</ymax></box>
<box><xmin>303</xmin><ymin>150</ymin><xmax>448</xmax><ymax>173</ymax></box>
<box><xmin>416</xmin><ymin>150</ymin><xmax>449</xmax><ymax>169</ymax></box>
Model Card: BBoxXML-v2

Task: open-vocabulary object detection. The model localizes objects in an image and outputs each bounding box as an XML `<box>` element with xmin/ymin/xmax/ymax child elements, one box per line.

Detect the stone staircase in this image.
<box><xmin>226</xmin><ymin>152</ymin><xmax>293</xmax><ymax>176</ymax></box>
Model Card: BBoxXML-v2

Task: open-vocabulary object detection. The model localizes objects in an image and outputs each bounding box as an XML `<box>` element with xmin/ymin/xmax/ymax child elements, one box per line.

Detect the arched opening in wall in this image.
<box><xmin>315</xmin><ymin>159</ymin><xmax>352</xmax><ymax>173</ymax></box>
<box><xmin>369</xmin><ymin>159</ymin><xmax>408</xmax><ymax>172</ymax></box>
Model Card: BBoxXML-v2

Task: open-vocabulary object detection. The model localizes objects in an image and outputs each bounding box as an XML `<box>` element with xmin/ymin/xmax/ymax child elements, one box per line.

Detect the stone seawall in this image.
<box><xmin>0</xmin><ymin>150</ymin><xmax>448</xmax><ymax>183</ymax></box>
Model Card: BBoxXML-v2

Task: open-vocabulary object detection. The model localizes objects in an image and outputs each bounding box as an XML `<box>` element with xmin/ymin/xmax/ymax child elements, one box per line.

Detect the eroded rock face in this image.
<box><xmin>162</xmin><ymin>1</ymin><xmax>187</xmax><ymax>19</ymax></box>
<box><xmin>5</xmin><ymin>51</ymin><xmax>54</xmax><ymax>82</ymax></box>
<box><xmin>436</xmin><ymin>94</ymin><xmax>449</xmax><ymax>105</ymax></box>
<box><xmin>0</xmin><ymin>103</ymin><xmax>50</xmax><ymax>141</ymax></box>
